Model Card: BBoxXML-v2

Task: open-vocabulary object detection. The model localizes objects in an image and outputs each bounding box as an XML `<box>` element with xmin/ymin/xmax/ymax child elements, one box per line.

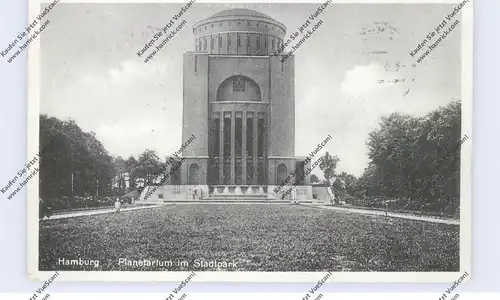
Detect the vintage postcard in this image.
<box><xmin>24</xmin><ymin>0</ymin><xmax>472</xmax><ymax>282</ymax></box>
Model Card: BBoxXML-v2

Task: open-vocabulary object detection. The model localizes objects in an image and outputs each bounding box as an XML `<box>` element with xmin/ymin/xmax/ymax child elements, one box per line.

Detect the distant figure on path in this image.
<box><xmin>39</xmin><ymin>198</ymin><xmax>46</xmax><ymax>220</ymax></box>
<box><xmin>291</xmin><ymin>188</ymin><xmax>298</xmax><ymax>204</ymax></box>
<box><xmin>114</xmin><ymin>198</ymin><xmax>121</xmax><ymax>213</ymax></box>
<box><xmin>39</xmin><ymin>197</ymin><xmax>53</xmax><ymax>220</ymax></box>
<box><xmin>326</xmin><ymin>181</ymin><xmax>335</xmax><ymax>205</ymax></box>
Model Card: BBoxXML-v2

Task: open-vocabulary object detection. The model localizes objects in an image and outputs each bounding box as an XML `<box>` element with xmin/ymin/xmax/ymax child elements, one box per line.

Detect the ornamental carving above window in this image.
<box><xmin>233</xmin><ymin>76</ymin><xmax>245</xmax><ymax>92</ymax></box>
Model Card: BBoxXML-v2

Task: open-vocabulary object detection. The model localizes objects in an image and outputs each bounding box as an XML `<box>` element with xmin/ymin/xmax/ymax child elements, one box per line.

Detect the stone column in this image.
<box><xmin>219</xmin><ymin>113</ymin><xmax>224</xmax><ymax>185</ymax></box>
<box><xmin>242</xmin><ymin>111</ymin><xmax>247</xmax><ymax>185</ymax></box>
<box><xmin>230</xmin><ymin>111</ymin><xmax>235</xmax><ymax>184</ymax></box>
<box><xmin>253</xmin><ymin>115</ymin><xmax>258</xmax><ymax>185</ymax></box>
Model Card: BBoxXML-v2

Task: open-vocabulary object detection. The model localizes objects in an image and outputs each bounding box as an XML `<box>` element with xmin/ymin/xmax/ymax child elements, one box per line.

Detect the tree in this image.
<box><xmin>319</xmin><ymin>152</ymin><xmax>340</xmax><ymax>185</ymax></box>
<box><xmin>125</xmin><ymin>156</ymin><xmax>138</xmax><ymax>191</ymax></box>
<box><xmin>332</xmin><ymin>172</ymin><xmax>357</xmax><ymax>193</ymax></box>
<box><xmin>113</xmin><ymin>156</ymin><xmax>128</xmax><ymax>193</ymax></box>
<box><xmin>341</xmin><ymin>173</ymin><xmax>358</xmax><ymax>196</ymax></box>
<box><xmin>360</xmin><ymin>100</ymin><xmax>461</xmax><ymax>213</ymax></box>
<box><xmin>134</xmin><ymin>150</ymin><xmax>163</xmax><ymax>186</ymax></box>
<box><xmin>39</xmin><ymin>114</ymin><xmax>115</xmax><ymax>206</ymax></box>
<box><xmin>319</xmin><ymin>152</ymin><xmax>340</xmax><ymax>204</ymax></box>
<box><xmin>310</xmin><ymin>174</ymin><xmax>320</xmax><ymax>184</ymax></box>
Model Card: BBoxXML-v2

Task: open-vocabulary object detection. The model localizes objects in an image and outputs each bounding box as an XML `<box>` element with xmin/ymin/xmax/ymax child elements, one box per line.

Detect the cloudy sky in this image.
<box><xmin>40</xmin><ymin>2</ymin><xmax>461</xmax><ymax>177</ymax></box>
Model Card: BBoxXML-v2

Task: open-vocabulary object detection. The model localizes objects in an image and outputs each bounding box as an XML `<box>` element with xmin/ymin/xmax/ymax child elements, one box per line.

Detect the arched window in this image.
<box><xmin>294</xmin><ymin>161</ymin><xmax>305</xmax><ymax>186</ymax></box>
<box><xmin>171</xmin><ymin>161</ymin><xmax>182</xmax><ymax>185</ymax></box>
<box><xmin>216</xmin><ymin>75</ymin><xmax>261</xmax><ymax>102</ymax></box>
<box><xmin>277</xmin><ymin>164</ymin><xmax>288</xmax><ymax>186</ymax></box>
<box><xmin>189</xmin><ymin>163</ymin><xmax>200</xmax><ymax>185</ymax></box>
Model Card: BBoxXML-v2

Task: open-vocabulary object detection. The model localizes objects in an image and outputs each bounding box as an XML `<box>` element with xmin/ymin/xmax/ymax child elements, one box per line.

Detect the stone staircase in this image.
<box><xmin>137</xmin><ymin>184</ymin><xmax>307</xmax><ymax>203</ymax></box>
<box><xmin>207</xmin><ymin>185</ymin><xmax>274</xmax><ymax>202</ymax></box>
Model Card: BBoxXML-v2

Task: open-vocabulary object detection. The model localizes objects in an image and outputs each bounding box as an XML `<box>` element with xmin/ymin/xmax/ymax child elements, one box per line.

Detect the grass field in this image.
<box><xmin>39</xmin><ymin>204</ymin><xmax>459</xmax><ymax>272</ymax></box>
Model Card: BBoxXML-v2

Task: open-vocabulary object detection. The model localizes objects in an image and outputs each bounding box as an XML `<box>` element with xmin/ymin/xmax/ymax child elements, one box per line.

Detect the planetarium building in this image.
<box><xmin>140</xmin><ymin>8</ymin><xmax>312</xmax><ymax>202</ymax></box>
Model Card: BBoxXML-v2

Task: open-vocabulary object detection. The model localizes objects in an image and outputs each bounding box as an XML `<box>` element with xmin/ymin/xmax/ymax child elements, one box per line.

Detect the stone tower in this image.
<box><xmin>141</xmin><ymin>8</ymin><xmax>312</xmax><ymax>202</ymax></box>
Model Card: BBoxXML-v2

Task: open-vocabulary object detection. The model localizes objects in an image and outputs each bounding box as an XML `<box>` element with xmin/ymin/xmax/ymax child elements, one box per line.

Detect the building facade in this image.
<box><xmin>140</xmin><ymin>8</ymin><xmax>312</xmax><ymax>202</ymax></box>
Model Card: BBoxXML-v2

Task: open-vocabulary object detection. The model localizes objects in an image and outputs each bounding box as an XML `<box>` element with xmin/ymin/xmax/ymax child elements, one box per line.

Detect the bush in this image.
<box><xmin>347</xmin><ymin>196</ymin><xmax>459</xmax><ymax>217</ymax></box>
<box><xmin>46</xmin><ymin>195</ymin><xmax>119</xmax><ymax>211</ymax></box>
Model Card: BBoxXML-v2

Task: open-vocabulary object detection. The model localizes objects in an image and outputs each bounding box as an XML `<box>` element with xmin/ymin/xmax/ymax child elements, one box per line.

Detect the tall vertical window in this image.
<box><xmin>258</xmin><ymin>161</ymin><xmax>265</xmax><ymax>185</ymax></box>
<box><xmin>264</xmin><ymin>37</ymin><xmax>267</xmax><ymax>51</ymax></box>
<box><xmin>246</xmin><ymin>160</ymin><xmax>254</xmax><ymax>184</ymax></box>
<box><xmin>223</xmin><ymin>162</ymin><xmax>231</xmax><ymax>185</ymax></box>
<box><xmin>246</xmin><ymin>118</ymin><xmax>253</xmax><ymax>157</ymax></box>
<box><xmin>209</xmin><ymin>159</ymin><xmax>219</xmax><ymax>185</ymax></box>
<box><xmin>256</xmin><ymin>35</ymin><xmax>260</xmax><ymax>48</ymax></box>
<box><xmin>235</xmin><ymin>118</ymin><xmax>242</xmax><ymax>157</ymax></box>
<box><xmin>272</xmin><ymin>39</ymin><xmax>275</xmax><ymax>52</ymax></box>
<box><xmin>258</xmin><ymin>118</ymin><xmax>265</xmax><ymax>157</ymax></box>
<box><xmin>235</xmin><ymin>163</ymin><xmax>242</xmax><ymax>185</ymax></box>
<box><xmin>212</xmin><ymin>119</ymin><xmax>220</xmax><ymax>157</ymax></box>
<box><xmin>228</xmin><ymin>33</ymin><xmax>231</xmax><ymax>50</ymax></box>
<box><xmin>219</xmin><ymin>35</ymin><xmax>222</xmax><ymax>48</ymax></box>
<box><xmin>224</xmin><ymin>118</ymin><xmax>231</xmax><ymax>157</ymax></box>
<box><xmin>204</xmin><ymin>37</ymin><xmax>207</xmax><ymax>50</ymax></box>
<box><xmin>237</xmin><ymin>34</ymin><xmax>241</xmax><ymax>47</ymax></box>
<box><xmin>211</xmin><ymin>36</ymin><xmax>214</xmax><ymax>50</ymax></box>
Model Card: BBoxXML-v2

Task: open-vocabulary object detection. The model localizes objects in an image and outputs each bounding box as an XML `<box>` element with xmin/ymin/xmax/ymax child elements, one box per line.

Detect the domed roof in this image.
<box><xmin>208</xmin><ymin>8</ymin><xmax>273</xmax><ymax>20</ymax></box>
<box><xmin>192</xmin><ymin>7</ymin><xmax>286</xmax><ymax>40</ymax></box>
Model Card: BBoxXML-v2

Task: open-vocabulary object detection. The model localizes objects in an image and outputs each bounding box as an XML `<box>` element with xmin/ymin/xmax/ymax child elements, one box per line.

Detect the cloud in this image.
<box><xmin>96</xmin><ymin>120</ymin><xmax>181</xmax><ymax>159</ymax></box>
<box><xmin>42</xmin><ymin>58</ymin><xmax>184</xmax><ymax>158</ymax></box>
<box><xmin>340</xmin><ymin>63</ymin><xmax>393</xmax><ymax>98</ymax></box>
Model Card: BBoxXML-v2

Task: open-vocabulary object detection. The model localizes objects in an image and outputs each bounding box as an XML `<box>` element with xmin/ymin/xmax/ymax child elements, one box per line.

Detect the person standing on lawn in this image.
<box><xmin>39</xmin><ymin>197</ymin><xmax>46</xmax><ymax>220</ymax></box>
<box><xmin>114</xmin><ymin>198</ymin><xmax>121</xmax><ymax>213</ymax></box>
<box><xmin>291</xmin><ymin>187</ymin><xmax>298</xmax><ymax>204</ymax></box>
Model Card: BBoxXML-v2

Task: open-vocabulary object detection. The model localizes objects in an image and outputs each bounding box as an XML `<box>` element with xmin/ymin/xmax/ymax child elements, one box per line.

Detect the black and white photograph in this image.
<box><xmin>25</xmin><ymin>0</ymin><xmax>472</xmax><ymax>282</ymax></box>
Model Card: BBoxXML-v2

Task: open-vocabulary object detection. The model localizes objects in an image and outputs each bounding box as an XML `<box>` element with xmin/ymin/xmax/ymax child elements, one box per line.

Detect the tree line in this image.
<box><xmin>315</xmin><ymin>100</ymin><xmax>462</xmax><ymax>216</ymax></box>
<box><xmin>41</xmin><ymin>99</ymin><xmax>461</xmax><ymax>215</ymax></box>
<box><xmin>39</xmin><ymin>114</ymin><xmax>167</xmax><ymax>209</ymax></box>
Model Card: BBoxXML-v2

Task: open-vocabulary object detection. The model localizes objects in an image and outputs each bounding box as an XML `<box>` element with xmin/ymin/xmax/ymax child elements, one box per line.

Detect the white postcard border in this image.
<box><xmin>27</xmin><ymin>0</ymin><xmax>473</xmax><ymax>282</ymax></box>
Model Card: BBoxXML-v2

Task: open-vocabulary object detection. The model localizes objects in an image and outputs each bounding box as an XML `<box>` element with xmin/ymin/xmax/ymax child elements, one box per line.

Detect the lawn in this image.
<box><xmin>39</xmin><ymin>204</ymin><xmax>460</xmax><ymax>272</ymax></box>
